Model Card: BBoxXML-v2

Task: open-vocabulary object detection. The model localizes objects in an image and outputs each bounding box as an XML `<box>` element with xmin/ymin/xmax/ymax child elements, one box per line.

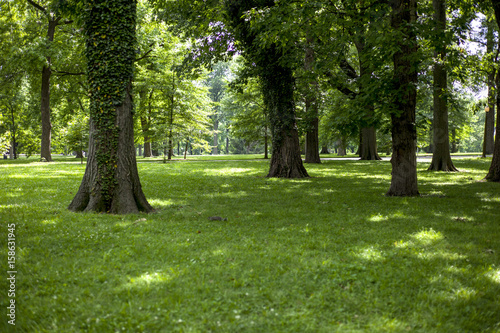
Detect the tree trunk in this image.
<box><xmin>486</xmin><ymin>0</ymin><xmax>500</xmax><ymax>181</ymax></box>
<box><xmin>264</xmin><ymin>125</ymin><xmax>269</xmax><ymax>159</ymax></box>
<box><xmin>69</xmin><ymin>89</ymin><xmax>153</xmax><ymax>213</ymax></box>
<box><xmin>304</xmin><ymin>33</ymin><xmax>321</xmax><ymax>164</ymax></box>
<box><xmin>184</xmin><ymin>138</ymin><xmax>189</xmax><ymax>159</ymax></box>
<box><xmin>360</xmin><ymin>126</ymin><xmax>382</xmax><ymax>160</ymax></box>
<box><xmin>225</xmin><ymin>130</ymin><xmax>229</xmax><ymax>154</ymax></box>
<box><xmin>261</xmin><ymin>50</ymin><xmax>309</xmax><ymax>178</ymax></box>
<box><xmin>40</xmin><ymin>19</ymin><xmax>58</xmax><ymax>162</ymax></box>
<box><xmin>387</xmin><ymin>0</ymin><xmax>419</xmax><ymax>196</ymax></box>
<box><xmin>75</xmin><ymin>150</ymin><xmax>83</xmax><ymax>159</ymax></box>
<box><xmin>354</xmin><ymin>30</ymin><xmax>381</xmax><ymax>161</ymax></box>
<box><xmin>69</xmin><ymin>0</ymin><xmax>152</xmax><ymax>214</ymax></box>
<box><xmin>483</xmin><ymin>19</ymin><xmax>496</xmax><ymax>157</ymax></box>
<box><xmin>213</xmin><ymin>114</ymin><xmax>219</xmax><ymax>155</ymax></box>
<box><xmin>428</xmin><ymin>0</ymin><xmax>457</xmax><ymax>172</ymax></box>
<box><xmin>338</xmin><ymin>138</ymin><xmax>347</xmax><ymax>156</ymax></box>
<box><xmin>320</xmin><ymin>145</ymin><xmax>329</xmax><ymax>154</ymax></box>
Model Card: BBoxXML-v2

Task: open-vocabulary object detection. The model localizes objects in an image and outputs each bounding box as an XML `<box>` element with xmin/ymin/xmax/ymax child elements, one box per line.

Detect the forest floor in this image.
<box><xmin>0</xmin><ymin>157</ymin><xmax>499</xmax><ymax>332</ymax></box>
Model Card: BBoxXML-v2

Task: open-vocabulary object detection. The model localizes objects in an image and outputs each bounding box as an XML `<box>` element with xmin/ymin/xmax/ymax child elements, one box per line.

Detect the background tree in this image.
<box><xmin>428</xmin><ymin>0</ymin><xmax>458</xmax><ymax>171</ymax></box>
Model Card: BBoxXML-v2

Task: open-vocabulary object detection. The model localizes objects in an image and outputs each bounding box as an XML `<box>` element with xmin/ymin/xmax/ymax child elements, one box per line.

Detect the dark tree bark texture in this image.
<box><xmin>225</xmin><ymin>0</ymin><xmax>308</xmax><ymax>178</ymax></box>
<box><xmin>486</xmin><ymin>0</ymin><xmax>500</xmax><ymax>181</ymax></box>
<box><xmin>428</xmin><ymin>0</ymin><xmax>457</xmax><ymax>172</ymax></box>
<box><xmin>261</xmin><ymin>58</ymin><xmax>309</xmax><ymax>177</ymax></box>
<box><xmin>304</xmin><ymin>33</ymin><xmax>321</xmax><ymax>164</ymax></box>
<box><xmin>387</xmin><ymin>0</ymin><xmax>419</xmax><ymax>196</ymax></box>
<box><xmin>483</xmin><ymin>20</ymin><xmax>496</xmax><ymax>157</ymax></box>
<box><xmin>69</xmin><ymin>0</ymin><xmax>153</xmax><ymax>214</ymax></box>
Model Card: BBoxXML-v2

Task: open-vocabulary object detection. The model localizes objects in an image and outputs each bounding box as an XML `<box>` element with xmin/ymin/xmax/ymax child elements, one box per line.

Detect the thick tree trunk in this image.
<box><xmin>428</xmin><ymin>0</ymin><xmax>457</xmax><ymax>172</ymax></box>
<box><xmin>75</xmin><ymin>150</ymin><xmax>83</xmax><ymax>159</ymax></box>
<box><xmin>486</xmin><ymin>2</ymin><xmax>500</xmax><ymax>181</ymax></box>
<box><xmin>305</xmin><ymin>117</ymin><xmax>320</xmax><ymax>163</ymax></box>
<box><xmin>69</xmin><ymin>89</ymin><xmax>153</xmax><ymax>213</ymax></box>
<box><xmin>360</xmin><ymin>126</ymin><xmax>382</xmax><ymax>160</ymax></box>
<box><xmin>486</xmin><ymin>91</ymin><xmax>500</xmax><ymax>181</ymax></box>
<box><xmin>261</xmin><ymin>51</ymin><xmax>309</xmax><ymax>178</ymax></box>
<box><xmin>320</xmin><ymin>145</ymin><xmax>329</xmax><ymax>154</ymax></box>
<box><xmin>387</xmin><ymin>0</ymin><xmax>419</xmax><ymax>196</ymax></box>
<box><xmin>355</xmin><ymin>32</ymin><xmax>381</xmax><ymax>161</ymax></box>
<box><xmin>69</xmin><ymin>0</ymin><xmax>152</xmax><ymax>214</ymax></box>
<box><xmin>304</xmin><ymin>33</ymin><xmax>321</xmax><ymax>164</ymax></box>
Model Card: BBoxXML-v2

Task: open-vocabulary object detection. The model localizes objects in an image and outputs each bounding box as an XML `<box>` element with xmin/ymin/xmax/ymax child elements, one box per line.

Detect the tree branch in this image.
<box><xmin>27</xmin><ymin>0</ymin><xmax>47</xmax><ymax>14</ymax></box>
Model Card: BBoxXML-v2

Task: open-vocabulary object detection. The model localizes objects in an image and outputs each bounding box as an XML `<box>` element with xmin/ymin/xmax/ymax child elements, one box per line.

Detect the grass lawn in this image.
<box><xmin>0</xmin><ymin>156</ymin><xmax>499</xmax><ymax>332</ymax></box>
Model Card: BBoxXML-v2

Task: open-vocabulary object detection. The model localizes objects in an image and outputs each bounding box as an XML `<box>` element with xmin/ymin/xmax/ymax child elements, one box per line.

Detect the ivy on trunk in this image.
<box><xmin>68</xmin><ymin>0</ymin><xmax>153</xmax><ymax>214</ymax></box>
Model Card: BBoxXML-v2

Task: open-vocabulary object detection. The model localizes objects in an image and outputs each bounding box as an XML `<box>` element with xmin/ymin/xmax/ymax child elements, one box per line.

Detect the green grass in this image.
<box><xmin>0</xmin><ymin>157</ymin><xmax>499</xmax><ymax>332</ymax></box>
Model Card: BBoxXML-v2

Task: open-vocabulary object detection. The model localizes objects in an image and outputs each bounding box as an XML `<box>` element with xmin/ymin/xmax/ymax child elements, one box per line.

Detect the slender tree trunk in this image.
<box><xmin>69</xmin><ymin>0</ymin><xmax>152</xmax><ymax>214</ymax></box>
<box><xmin>184</xmin><ymin>138</ymin><xmax>189</xmax><ymax>159</ymax></box>
<box><xmin>428</xmin><ymin>0</ymin><xmax>457</xmax><ymax>172</ymax></box>
<box><xmin>40</xmin><ymin>19</ymin><xmax>58</xmax><ymax>162</ymax></box>
<box><xmin>213</xmin><ymin>114</ymin><xmax>219</xmax><ymax>155</ymax></box>
<box><xmin>225</xmin><ymin>130</ymin><xmax>229</xmax><ymax>154</ymax></box>
<box><xmin>483</xmin><ymin>19</ymin><xmax>496</xmax><ymax>157</ymax></box>
<box><xmin>9</xmin><ymin>105</ymin><xmax>17</xmax><ymax>159</ymax></box>
<box><xmin>387</xmin><ymin>0</ymin><xmax>419</xmax><ymax>196</ymax></box>
<box><xmin>264</xmin><ymin>125</ymin><xmax>269</xmax><ymax>159</ymax></box>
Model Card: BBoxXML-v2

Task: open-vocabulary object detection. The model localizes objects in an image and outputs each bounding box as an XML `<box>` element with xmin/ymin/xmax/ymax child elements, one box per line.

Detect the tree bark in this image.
<box><xmin>428</xmin><ymin>0</ymin><xmax>457</xmax><ymax>172</ymax></box>
<box><xmin>261</xmin><ymin>51</ymin><xmax>309</xmax><ymax>178</ymax></box>
<box><xmin>355</xmin><ymin>38</ymin><xmax>381</xmax><ymax>161</ymax></box>
<box><xmin>483</xmin><ymin>19</ymin><xmax>496</xmax><ymax>157</ymax></box>
<box><xmin>304</xmin><ymin>33</ymin><xmax>321</xmax><ymax>164</ymax></box>
<box><xmin>360</xmin><ymin>126</ymin><xmax>381</xmax><ymax>160</ymax></box>
<box><xmin>387</xmin><ymin>0</ymin><xmax>420</xmax><ymax>196</ymax></box>
<box><xmin>486</xmin><ymin>0</ymin><xmax>500</xmax><ymax>181</ymax></box>
<box><xmin>320</xmin><ymin>145</ymin><xmax>330</xmax><ymax>154</ymax></box>
<box><xmin>69</xmin><ymin>0</ymin><xmax>153</xmax><ymax>214</ymax></box>
<box><xmin>212</xmin><ymin>113</ymin><xmax>219</xmax><ymax>155</ymax></box>
<box><xmin>40</xmin><ymin>19</ymin><xmax>58</xmax><ymax>162</ymax></box>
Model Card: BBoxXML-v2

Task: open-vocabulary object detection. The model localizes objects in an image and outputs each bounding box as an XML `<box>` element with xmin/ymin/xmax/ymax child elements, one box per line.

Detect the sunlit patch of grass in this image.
<box><xmin>0</xmin><ymin>157</ymin><xmax>499</xmax><ymax>332</ymax></box>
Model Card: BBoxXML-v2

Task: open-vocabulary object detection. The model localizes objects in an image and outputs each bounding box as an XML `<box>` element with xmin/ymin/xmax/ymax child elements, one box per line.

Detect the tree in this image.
<box><xmin>69</xmin><ymin>0</ymin><xmax>153</xmax><ymax>213</ymax></box>
<box><xmin>386</xmin><ymin>0</ymin><xmax>419</xmax><ymax>196</ymax></box>
<box><xmin>485</xmin><ymin>0</ymin><xmax>500</xmax><ymax>182</ymax></box>
<box><xmin>225</xmin><ymin>1</ymin><xmax>308</xmax><ymax>178</ymax></box>
<box><xmin>483</xmin><ymin>17</ymin><xmax>496</xmax><ymax>157</ymax></box>
<box><xmin>428</xmin><ymin>0</ymin><xmax>458</xmax><ymax>171</ymax></box>
<box><xmin>26</xmin><ymin>0</ymin><xmax>74</xmax><ymax>162</ymax></box>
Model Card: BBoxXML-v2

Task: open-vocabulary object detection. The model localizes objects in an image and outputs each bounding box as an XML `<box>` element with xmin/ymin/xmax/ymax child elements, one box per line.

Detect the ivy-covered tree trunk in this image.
<box><xmin>68</xmin><ymin>0</ymin><xmax>153</xmax><ymax>214</ymax></box>
<box><xmin>387</xmin><ymin>0</ymin><xmax>419</xmax><ymax>196</ymax></box>
<box><xmin>428</xmin><ymin>0</ymin><xmax>457</xmax><ymax>172</ymax></box>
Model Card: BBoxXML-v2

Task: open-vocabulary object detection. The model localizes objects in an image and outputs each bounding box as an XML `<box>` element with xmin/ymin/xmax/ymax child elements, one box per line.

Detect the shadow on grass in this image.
<box><xmin>1</xmin><ymin>158</ymin><xmax>499</xmax><ymax>332</ymax></box>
